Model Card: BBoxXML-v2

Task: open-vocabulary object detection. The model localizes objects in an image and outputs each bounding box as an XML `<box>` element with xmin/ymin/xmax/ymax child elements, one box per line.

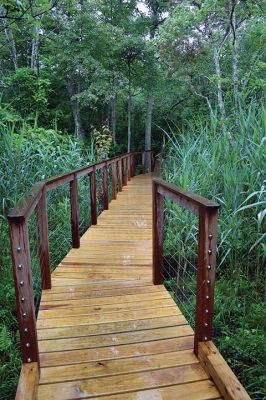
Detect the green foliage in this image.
<box><xmin>163</xmin><ymin>101</ymin><xmax>266</xmax><ymax>399</ymax></box>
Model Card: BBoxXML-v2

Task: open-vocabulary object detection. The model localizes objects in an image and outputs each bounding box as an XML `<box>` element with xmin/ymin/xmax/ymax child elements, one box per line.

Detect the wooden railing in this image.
<box><xmin>152</xmin><ymin>172</ymin><xmax>220</xmax><ymax>355</ymax></box>
<box><xmin>8</xmin><ymin>150</ymin><xmax>154</xmax><ymax>367</ymax></box>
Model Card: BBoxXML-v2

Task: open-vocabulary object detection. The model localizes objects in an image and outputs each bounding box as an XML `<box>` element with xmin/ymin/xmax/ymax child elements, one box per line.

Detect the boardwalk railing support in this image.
<box><xmin>152</xmin><ymin>178</ymin><xmax>220</xmax><ymax>355</ymax></box>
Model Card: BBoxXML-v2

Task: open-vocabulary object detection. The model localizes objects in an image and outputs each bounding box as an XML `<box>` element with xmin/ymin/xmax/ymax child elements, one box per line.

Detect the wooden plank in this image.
<box><xmin>37</xmin><ymin>307</ymin><xmax>180</xmax><ymax>329</ymax></box>
<box><xmin>39</xmin><ymin>336</ymin><xmax>194</xmax><ymax>367</ymax></box>
<box><xmin>39</xmin><ymin>349</ymin><xmax>198</xmax><ymax>383</ymax></box>
<box><xmin>38</xmin><ymin>325</ymin><xmax>193</xmax><ymax>353</ymax></box>
<box><xmin>199</xmin><ymin>341</ymin><xmax>250</xmax><ymax>400</ymax></box>
<box><xmin>16</xmin><ymin>363</ymin><xmax>39</xmax><ymax>400</ymax></box>
<box><xmin>37</xmin><ymin>315</ymin><xmax>188</xmax><ymax>340</ymax></box>
<box><xmin>38</xmin><ymin>298</ymin><xmax>177</xmax><ymax>319</ymax></box>
<box><xmin>37</xmin><ymin>364</ymin><xmax>208</xmax><ymax>400</ymax></box>
<box><xmin>69</xmin><ymin>381</ymin><xmax>222</xmax><ymax>400</ymax></box>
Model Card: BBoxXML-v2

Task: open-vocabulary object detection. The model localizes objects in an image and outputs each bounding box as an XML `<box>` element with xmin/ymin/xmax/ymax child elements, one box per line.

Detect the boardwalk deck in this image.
<box><xmin>35</xmin><ymin>174</ymin><xmax>222</xmax><ymax>400</ymax></box>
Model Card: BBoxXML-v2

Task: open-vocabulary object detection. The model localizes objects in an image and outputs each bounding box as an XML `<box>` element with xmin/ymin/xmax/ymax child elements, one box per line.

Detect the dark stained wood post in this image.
<box><xmin>36</xmin><ymin>187</ymin><xmax>51</xmax><ymax>290</ymax></box>
<box><xmin>131</xmin><ymin>154</ymin><xmax>135</xmax><ymax>177</ymax></box>
<box><xmin>103</xmin><ymin>162</ymin><xmax>109</xmax><ymax>210</ymax></box>
<box><xmin>123</xmin><ymin>157</ymin><xmax>127</xmax><ymax>186</ymax></box>
<box><xmin>127</xmin><ymin>155</ymin><xmax>131</xmax><ymax>181</ymax></box>
<box><xmin>90</xmin><ymin>167</ymin><xmax>97</xmax><ymax>225</ymax></box>
<box><xmin>70</xmin><ymin>174</ymin><xmax>80</xmax><ymax>248</ymax></box>
<box><xmin>112</xmin><ymin>161</ymin><xmax>117</xmax><ymax>200</ymax></box>
<box><xmin>194</xmin><ymin>207</ymin><xmax>219</xmax><ymax>355</ymax></box>
<box><xmin>152</xmin><ymin>180</ymin><xmax>164</xmax><ymax>285</ymax></box>
<box><xmin>142</xmin><ymin>152</ymin><xmax>146</xmax><ymax>174</ymax></box>
<box><xmin>8</xmin><ymin>219</ymin><xmax>39</xmax><ymax>365</ymax></box>
<box><xmin>118</xmin><ymin>159</ymin><xmax>122</xmax><ymax>192</ymax></box>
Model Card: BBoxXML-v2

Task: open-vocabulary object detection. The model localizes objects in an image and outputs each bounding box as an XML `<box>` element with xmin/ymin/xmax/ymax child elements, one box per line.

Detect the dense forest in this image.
<box><xmin>0</xmin><ymin>0</ymin><xmax>265</xmax><ymax>399</ymax></box>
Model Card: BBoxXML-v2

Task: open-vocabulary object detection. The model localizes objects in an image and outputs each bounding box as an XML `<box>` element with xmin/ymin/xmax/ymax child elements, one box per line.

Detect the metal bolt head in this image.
<box><xmin>208</xmin><ymin>249</ymin><xmax>212</xmax><ymax>255</ymax></box>
<box><xmin>20</xmin><ymin>281</ymin><xmax>24</xmax><ymax>287</ymax></box>
<box><xmin>205</xmin><ymin>309</ymin><xmax>209</xmax><ymax>314</ymax></box>
<box><xmin>18</xmin><ymin>264</ymin><xmax>22</xmax><ymax>270</ymax></box>
<box><xmin>24</xmin><ymin>328</ymin><xmax>28</xmax><ymax>333</ymax></box>
<box><xmin>17</xmin><ymin>247</ymin><xmax>22</xmax><ymax>252</ymax></box>
<box><xmin>208</xmin><ymin>234</ymin><xmax>213</xmax><ymax>240</ymax></box>
<box><xmin>21</xmin><ymin>297</ymin><xmax>25</xmax><ymax>303</ymax></box>
<box><xmin>207</xmin><ymin>265</ymin><xmax>211</xmax><ymax>270</ymax></box>
<box><xmin>26</xmin><ymin>343</ymin><xmax>30</xmax><ymax>348</ymax></box>
<box><xmin>204</xmin><ymin>336</ymin><xmax>208</xmax><ymax>341</ymax></box>
<box><xmin>22</xmin><ymin>312</ymin><xmax>27</xmax><ymax>318</ymax></box>
<box><xmin>207</xmin><ymin>280</ymin><xmax>211</xmax><ymax>284</ymax></box>
<box><xmin>204</xmin><ymin>322</ymin><xmax>208</xmax><ymax>327</ymax></box>
<box><xmin>27</xmin><ymin>358</ymin><xmax>32</xmax><ymax>363</ymax></box>
<box><xmin>206</xmin><ymin>295</ymin><xmax>210</xmax><ymax>300</ymax></box>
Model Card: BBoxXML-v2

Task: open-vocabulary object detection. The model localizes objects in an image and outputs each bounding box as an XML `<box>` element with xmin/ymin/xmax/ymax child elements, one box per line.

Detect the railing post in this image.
<box><xmin>127</xmin><ymin>155</ymin><xmax>131</xmax><ymax>181</ymax></box>
<box><xmin>152</xmin><ymin>180</ymin><xmax>164</xmax><ymax>285</ymax></box>
<box><xmin>142</xmin><ymin>152</ymin><xmax>146</xmax><ymax>174</ymax></box>
<box><xmin>194</xmin><ymin>207</ymin><xmax>218</xmax><ymax>355</ymax></box>
<box><xmin>36</xmin><ymin>187</ymin><xmax>51</xmax><ymax>290</ymax></box>
<box><xmin>112</xmin><ymin>161</ymin><xmax>117</xmax><ymax>200</ymax></box>
<box><xmin>123</xmin><ymin>157</ymin><xmax>127</xmax><ymax>186</ymax></box>
<box><xmin>70</xmin><ymin>174</ymin><xmax>80</xmax><ymax>248</ymax></box>
<box><xmin>90</xmin><ymin>167</ymin><xmax>97</xmax><ymax>225</ymax></box>
<box><xmin>103</xmin><ymin>162</ymin><xmax>109</xmax><ymax>210</ymax></box>
<box><xmin>131</xmin><ymin>154</ymin><xmax>135</xmax><ymax>177</ymax></box>
<box><xmin>118</xmin><ymin>159</ymin><xmax>122</xmax><ymax>192</ymax></box>
<box><xmin>8</xmin><ymin>218</ymin><xmax>39</xmax><ymax>365</ymax></box>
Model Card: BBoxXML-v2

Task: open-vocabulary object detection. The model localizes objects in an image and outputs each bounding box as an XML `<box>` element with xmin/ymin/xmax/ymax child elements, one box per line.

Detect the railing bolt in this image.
<box><xmin>205</xmin><ymin>309</ymin><xmax>209</xmax><ymax>313</ymax></box>
<box><xmin>18</xmin><ymin>264</ymin><xmax>22</xmax><ymax>270</ymax></box>
<box><xmin>207</xmin><ymin>280</ymin><xmax>211</xmax><ymax>284</ymax></box>
<box><xmin>204</xmin><ymin>322</ymin><xmax>208</xmax><ymax>327</ymax></box>
<box><xmin>22</xmin><ymin>312</ymin><xmax>27</xmax><ymax>318</ymax></box>
<box><xmin>20</xmin><ymin>281</ymin><xmax>24</xmax><ymax>287</ymax></box>
<box><xmin>17</xmin><ymin>247</ymin><xmax>22</xmax><ymax>252</ymax></box>
<box><xmin>24</xmin><ymin>328</ymin><xmax>28</xmax><ymax>333</ymax></box>
<box><xmin>204</xmin><ymin>336</ymin><xmax>208</xmax><ymax>341</ymax></box>
<box><xmin>208</xmin><ymin>234</ymin><xmax>213</xmax><ymax>239</ymax></box>
<box><xmin>27</xmin><ymin>358</ymin><xmax>32</xmax><ymax>363</ymax></box>
<box><xmin>206</xmin><ymin>295</ymin><xmax>210</xmax><ymax>299</ymax></box>
<box><xmin>208</xmin><ymin>249</ymin><xmax>212</xmax><ymax>255</ymax></box>
<box><xmin>26</xmin><ymin>343</ymin><xmax>30</xmax><ymax>348</ymax></box>
<box><xmin>207</xmin><ymin>265</ymin><xmax>211</xmax><ymax>270</ymax></box>
<box><xmin>21</xmin><ymin>297</ymin><xmax>25</xmax><ymax>303</ymax></box>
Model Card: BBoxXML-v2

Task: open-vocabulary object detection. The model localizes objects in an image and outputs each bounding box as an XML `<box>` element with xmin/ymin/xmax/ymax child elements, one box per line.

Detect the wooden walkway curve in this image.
<box><xmin>35</xmin><ymin>174</ymin><xmax>222</xmax><ymax>400</ymax></box>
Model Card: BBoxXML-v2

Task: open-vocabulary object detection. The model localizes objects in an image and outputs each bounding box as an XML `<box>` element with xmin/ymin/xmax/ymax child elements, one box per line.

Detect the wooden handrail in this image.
<box><xmin>7</xmin><ymin>150</ymin><xmax>154</xmax><ymax>369</ymax></box>
<box><xmin>152</xmin><ymin>177</ymin><xmax>220</xmax><ymax>355</ymax></box>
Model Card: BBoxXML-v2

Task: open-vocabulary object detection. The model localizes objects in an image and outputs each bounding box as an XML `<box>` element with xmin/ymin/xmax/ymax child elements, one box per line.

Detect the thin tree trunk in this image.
<box><xmin>145</xmin><ymin>94</ymin><xmax>153</xmax><ymax>172</ymax></box>
<box><xmin>111</xmin><ymin>76</ymin><xmax>117</xmax><ymax>144</ymax></box>
<box><xmin>2</xmin><ymin>21</ymin><xmax>17</xmax><ymax>70</ymax></box>
<box><xmin>67</xmin><ymin>78</ymin><xmax>85</xmax><ymax>141</ymax></box>
<box><xmin>127</xmin><ymin>62</ymin><xmax>132</xmax><ymax>152</ymax></box>
<box><xmin>213</xmin><ymin>46</ymin><xmax>227</xmax><ymax>136</ymax></box>
<box><xmin>31</xmin><ymin>23</ymin><xmax>40</xmax><ymax>76</ymax></box>
<box><xmin>232</xmin><ymin>9</ymin><xmax>240</xmax><ymax>126</ymax></box>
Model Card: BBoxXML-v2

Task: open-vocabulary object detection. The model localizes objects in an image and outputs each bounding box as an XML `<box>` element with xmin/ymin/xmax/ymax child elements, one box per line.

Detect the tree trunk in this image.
<box><xmin>31</xmin><ymin>23</ymin><xmax>40</xmax><ymax>75</ymax></box>
<box><xmin>213</xmin><ymin>46</ymin><xmax>227</xmax><ymax>136</ymax></box>
<box><xmin>2</xmin><ymin>21</ymin><xmax>17</xmax><ymax>70</ymax></box>
<box><xmin>232</xmin><ymin>9</ymin><xmax>240</xmax><ymax>127</ymax></box>
<box><xmin>67</xmin><ymin>78</ymin><xmax>86</xmax><ymax>141</ymax></box>
<box><xmin>145</xmin><ymin>94</ymin><xmax>153</xmax><ymax>172</ymax></box>
<box><xmin>127</xmin><ymin>62</ymin><xmax>132</xmax><ymax>152</ymax></box>
<box><xmin>111</xmin><ymin>76</ymin><xmax>117</xmax><ymax>144</ymax></box>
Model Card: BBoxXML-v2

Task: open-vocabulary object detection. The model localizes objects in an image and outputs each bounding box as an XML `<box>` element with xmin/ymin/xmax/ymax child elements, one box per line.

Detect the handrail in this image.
<box><xmin>152</xmin><ymin>174</ymin><xmax>220</xmax><ymax>355</ymax></box>
<box><xmin>7</xmin><ymin>150</ymin><xmax>154</xmax><ymax>368</ymax></box>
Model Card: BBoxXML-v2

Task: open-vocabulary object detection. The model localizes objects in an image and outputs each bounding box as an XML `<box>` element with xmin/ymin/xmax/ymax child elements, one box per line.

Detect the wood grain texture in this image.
<box><xmin>34</xmin><ymin>174</ymin><xmax>222</xmax><ymax>400</ymax></box>
<box><xmin>15</xmin><ymin>363</ymin><xmax>39</xmax><ymax>400</ymax></box>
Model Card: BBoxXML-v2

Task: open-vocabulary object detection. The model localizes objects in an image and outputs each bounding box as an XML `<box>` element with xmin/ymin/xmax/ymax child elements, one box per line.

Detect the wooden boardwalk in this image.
<box><xmin>35</xmin><ymin>174</ymin><xmax>222</xmax><ymax>400</ymax></box>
